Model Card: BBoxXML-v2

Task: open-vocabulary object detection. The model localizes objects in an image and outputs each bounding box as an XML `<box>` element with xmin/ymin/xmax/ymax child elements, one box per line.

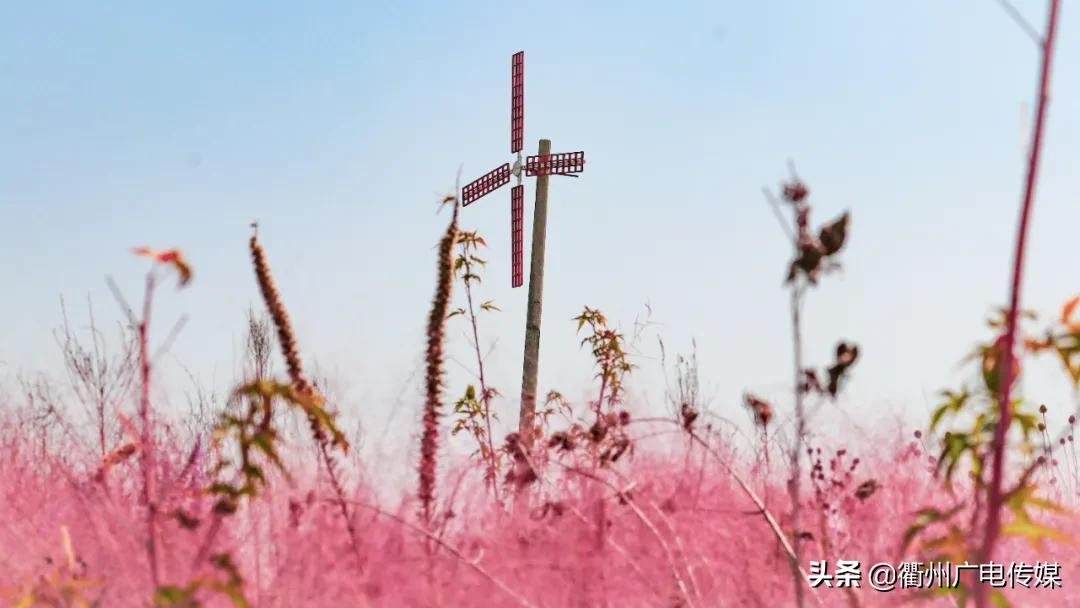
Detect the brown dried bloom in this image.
<box><xmin>418</xmin><ymin>198</ymin><xmax>459</xmax><ymax>524</ymax></box>
<box><xmin>249</xmin><ymin>227</ymin><xmax>312</xmax><ymax>397</ymax></box>
<box><xmin>743</xmin><ymin>393</ymin><xmax>773</xmax><ymax>428</ymax></box>
<box><xmin>854</xmin><ymin>479</ymin><xmax>879</xmax><ymax>501</ymax></box>
<box><xmin>782</xmin><ymin>180</ymin><xmax>809</xmax><ymax>203</ymax></box>
<box><xmin>680</xmin><ymin>402</ymin><xmax>699</xmax><ymax>431</ymax></box>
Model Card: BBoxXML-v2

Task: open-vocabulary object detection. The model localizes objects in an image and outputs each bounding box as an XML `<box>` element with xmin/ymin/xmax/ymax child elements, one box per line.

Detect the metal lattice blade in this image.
<box><xmin>525</xmin><ymin>151</ymin><xmax>585</xmax><ymax>177</ymax></box>
<box><xmin>462</xmin><ymin>163</ymin><xmax>511</xmax><ymax>206</ymax></box>
<box><xmin>511</xmin><ymin>185</ymin><xmax>524</xmax><ymax>288</ymax></box>
<box><xmin>511</xmin><ymin>51</ymin><xmax>524</xmax><ymax>154</ymax></box>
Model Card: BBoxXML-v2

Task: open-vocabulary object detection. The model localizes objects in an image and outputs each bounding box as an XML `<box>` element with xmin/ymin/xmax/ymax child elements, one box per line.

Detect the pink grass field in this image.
<box><xmin>2</xmin><ymin>415</ymin><xmax>1077</xmax><ymax>608</ymax></box>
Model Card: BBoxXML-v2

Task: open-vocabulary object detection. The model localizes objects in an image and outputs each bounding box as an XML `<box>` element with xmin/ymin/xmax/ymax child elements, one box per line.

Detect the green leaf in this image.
<box><xmin>900</xmin><ymin>504</ymin><xmax>964</xmax><ymax>554</ymax></box>
<box><xmin>990</xmin><ymin>590</ymin><xmax>1012</xmax><ymax>608</ymax></box>
<box><xmin>207</xmin><ymin>482</ymin><xmax>240</xmax><ymax>497</ymax></box>
<box><xmin>1054</xmin><ymin>336</ymin><xmax>1080</xmax><ymax>386</ymax></box>
<box><xmin>920</xmin><ymin>525</ymin><xmax>968</xmax><ymax>562</ymax></box>
<box><xmin>1001</xmin><ymin>518</ymin><xmax>1071</xmax><ymax>549</ymax></box>
<box><xmin>931</xmin><ymin>388</ymin><xmax>969</xmax><ymax>431</ymax></box>
<box><xmin>937</xmin><ymin>432</ymin><xmax>972</xmax><ymax>483</ymax></box>
<box><xmin>1025</xmin><ymin>493</ymin><xmax>1071</xmax><ymax>515</ymax></box>
<box><xmin>1013</xmin><ymin>410</ymin><xmax>1038</xmax><ymax>438</ymax></box>
<box><xmin>250</xmin><ymin>432</ymin><xmax>284</xmax><ymax>470</ymax></box>
<box><xmin>154</xmin><ymin>585</ymin><xmax>196</xmax><ymax>606</ymax></box>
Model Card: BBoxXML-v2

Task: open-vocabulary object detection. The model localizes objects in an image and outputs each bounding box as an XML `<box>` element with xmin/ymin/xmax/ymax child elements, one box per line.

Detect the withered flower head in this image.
<box><xmin>854</xmin><ymin>479</ymin><xmax>879</xmax><ymax>501</ymax></box>
<box><xmin>782</xmin><ymin>180</ymin><xmax>809</xmax><ymax>203</ymax></box>
<box><xmin>680</xmin><ymin>402</ymin><xmax>699</xmax><ymax>431</ymax></box>
<box><xmin>826</xmin><ymin>342</ymin><xmax>860</xmax><ymax>397</ymax></box>
<box><xmin>589</xmin><ymin>420</ymin><xmax>608</xmax><ymax>442</ymax></box>
<box><xmin>818</xmin><ymin>211</ymin><xmax>850</xmax><ymax>256</ymax></box>
<box><xmin>743</xmin><ymin>393</ymin><xmax>773</xmax><ymax>428</ymax></box>
<box><xmin>547</xmin><ymin>431</ymin><xmax>576</xmax><ymax>452</ymax></box>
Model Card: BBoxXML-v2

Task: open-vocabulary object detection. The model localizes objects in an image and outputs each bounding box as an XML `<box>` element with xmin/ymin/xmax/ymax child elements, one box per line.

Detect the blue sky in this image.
<box><xmin>2</xmin><ymin>1</ymin><xmax>1078</xmax><ymax>462</ymax></box>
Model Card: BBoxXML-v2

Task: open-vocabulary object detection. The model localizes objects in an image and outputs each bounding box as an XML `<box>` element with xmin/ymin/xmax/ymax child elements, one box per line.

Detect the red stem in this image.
<box><xmin>980</xmin><ymin>0</ymin><xmax>1061</xmax><ymax>600</ymax></box>
<box><xmin>139</xmin><ymin>272</ymin><xmax>161</xmax><ymax>588</ymax></box>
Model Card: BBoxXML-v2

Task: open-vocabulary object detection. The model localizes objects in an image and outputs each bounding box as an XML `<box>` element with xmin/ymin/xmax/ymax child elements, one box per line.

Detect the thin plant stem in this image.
<box><xmin>461</xmin><ymin>249</ymin><xmax>500</xmax><ymax>499</ymax></box>
<box><xmin>138</xmin><ymin>271</ymin><xmax>161</xmax><ymax>589</ymax></box>
<box><xmin>789</xmin><ymin>283</ymin><xmax>807</xmax><ymax>608</ymax></box>
<box><xmin>979</xmin><ymin>0</ymin><xmax>1061</xmax><ymax>605</ymax></box>
<box><xmin>681</xmin><ymin>424</ymin><xmax>825</xmax><ymax>607</ymax></box>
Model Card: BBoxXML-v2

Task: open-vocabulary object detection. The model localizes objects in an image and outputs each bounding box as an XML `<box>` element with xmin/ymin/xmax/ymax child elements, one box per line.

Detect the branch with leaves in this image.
<box><xmin>574</xmin><ymin>306</ymin><xmax>635</xmax><ymax>416</ymax></box>
<box><xmin>762</xmin><ymin>169</ymin><xmax>853</xmax><ymax>608</ymax></box>
<box><xmin>906</xmin><ymin>299</ymin><xmax>1077</xmax><ymax>606</ymax></box>
<box><xmin>447</xmin><ymin>229</ymin><xmax>504</xmax><ymax>495</ymax></box>
<box><xmin>978</xmin><ymin>3</ymin><xmax>1063</xmax><ymax>606</ymax></box>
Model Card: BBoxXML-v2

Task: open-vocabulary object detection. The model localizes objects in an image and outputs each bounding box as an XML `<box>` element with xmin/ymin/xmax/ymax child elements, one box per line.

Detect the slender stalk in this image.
<box><xmin>461</xmin><ymin>254</ymin><xmax>499</xmax><ymax>498</ymax></box>
<box><xmin>557</xmin><ymin>465</ymin><xmax>700</xmax><ymax>608</ymax></box>
<box><xmin>681</xmin><ymin>424</ymin><xmax>825</xmax><ymax>607</ymax></box>
<box><xmin>420</xmin><ymin>201</ymin><xmax>460</xmax><ymax>526</ymax></box>
<box><xmin>595</xmin><ymin>375</ymin><xmax>609</xmax><ymax>418</ymax></box>
<box><xmin>138</xmin><ymin>272</ymin><xmax>161</xmax><ymax>589</ymax></box>
<box><xmin>979</xmin><ymin>1</ymin><xmax>1061</xmax><ymax>604</ymax></box>
<box><xmin>789</xmin><ymin>283</ymin><xmax>806</xmax><ymax>608</ymax></box>
<box><xmin>249</xmin><ymin>226</ymin><xmax>364</xmax><ymax>565</ymax></box>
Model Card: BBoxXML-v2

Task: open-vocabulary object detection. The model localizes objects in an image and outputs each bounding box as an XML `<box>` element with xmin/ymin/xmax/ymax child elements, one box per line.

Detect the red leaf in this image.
<box><xmin>132</xmin><ymin>246</ymin><xmax>193</xmax><ymax>287</ymax></box>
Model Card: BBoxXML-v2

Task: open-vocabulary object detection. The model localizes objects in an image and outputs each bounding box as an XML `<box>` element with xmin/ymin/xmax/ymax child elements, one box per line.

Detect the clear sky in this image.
<box><xmin>2</xmin><ymin>1</ymin><xmax>1078</xmax><ymax>465</ymax></box>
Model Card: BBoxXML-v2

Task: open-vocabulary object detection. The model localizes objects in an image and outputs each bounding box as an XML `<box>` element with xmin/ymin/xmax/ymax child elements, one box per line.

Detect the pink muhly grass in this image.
<box><xmin>5</xmin><ymin>428</ymin><xmax>1079</xmax><ymax>607</ymax></box>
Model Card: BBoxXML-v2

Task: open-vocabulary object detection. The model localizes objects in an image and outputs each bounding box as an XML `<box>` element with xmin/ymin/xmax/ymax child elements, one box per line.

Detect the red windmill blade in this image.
<box><xmin>462</xmin><ymin>163</ymin><xmax>510</xmax><ymax>207</ymax></box>
<box><xmin>525</xmin><ymin>151</ymin><xmax>585</xmax><ymax>176</ymax></box>
<box><xmin>510</xmin><ymin>185</ymin><xmax>524</xmax><ymax>287</ymax></box>
<box><xmin>511</xmin><ymin>51</ymin><xmax>524</xmax><ymax>154</ymax></box>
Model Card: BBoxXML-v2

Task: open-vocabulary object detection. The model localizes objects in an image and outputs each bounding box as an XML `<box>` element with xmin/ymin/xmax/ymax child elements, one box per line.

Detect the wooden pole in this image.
<box><xmin>519</xmin><ymin>138</ymin><xmax>551</xmax><ymax>450</ymax></box>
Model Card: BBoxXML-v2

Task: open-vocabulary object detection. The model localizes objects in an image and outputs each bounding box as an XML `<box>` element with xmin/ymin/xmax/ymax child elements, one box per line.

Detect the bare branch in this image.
<box><xmin>992</xmin><ymin>0</ymin><xmax>1042</xmax><ymax>44</ymax></box>
<box><xmin>763</xmin><ymin>188</ymin><xmax>796</xmax><ymax>244</ymax></box>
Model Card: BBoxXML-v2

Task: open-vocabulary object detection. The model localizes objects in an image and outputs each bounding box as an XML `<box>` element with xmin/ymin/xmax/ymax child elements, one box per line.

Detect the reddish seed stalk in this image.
<box><xmin>248</xmin><ymin>228</ymin><xmax>364</xmax><ymax>566</ymax></box>
<box><xmin>980</xmin><ymin>0</ymin><xmax>1061</xmax><ymax>603</ymax></box>
<box><xmin>420</xmin><ymin>201</ymin><xmax>459</xmax><ymax>526</ymax></box>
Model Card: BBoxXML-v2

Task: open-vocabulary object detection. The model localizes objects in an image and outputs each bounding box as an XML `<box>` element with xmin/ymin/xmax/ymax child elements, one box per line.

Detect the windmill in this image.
<box><xmin>461</xmin><ymin>51</ymin><xmax>586</xmax><ymax>288</ymax></box>
<box><xmin>459</xmin><ymin>50</ymin><xmax>587</xmax><ymax>449</ymax></box>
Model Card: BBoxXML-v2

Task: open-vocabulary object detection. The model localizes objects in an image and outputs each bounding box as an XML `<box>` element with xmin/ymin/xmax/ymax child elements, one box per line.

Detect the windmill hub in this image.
<box><xmin>511</xmin><ymin>154</ymin><xmax>524</xmax><ymax>183</ymax></box>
